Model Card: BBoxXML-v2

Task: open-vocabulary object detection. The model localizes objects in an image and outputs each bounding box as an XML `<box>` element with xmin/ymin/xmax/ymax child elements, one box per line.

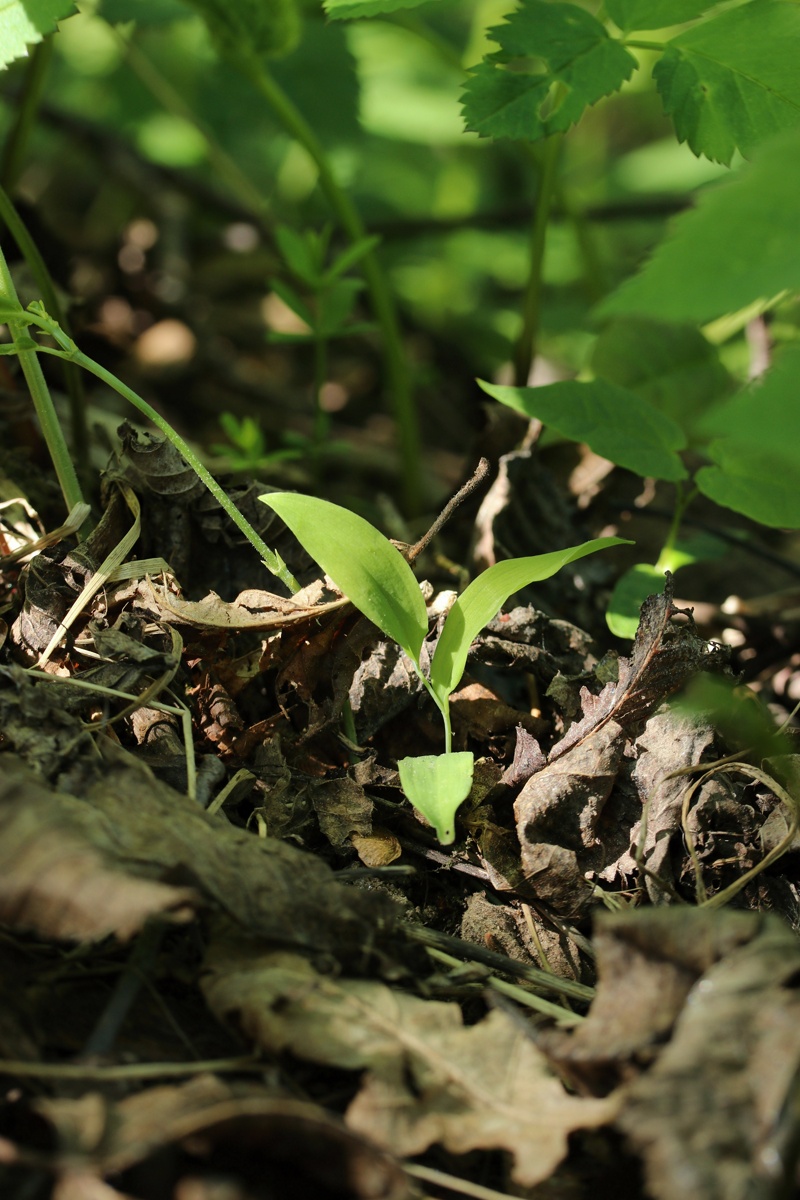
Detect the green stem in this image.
<box><xmin>655</xmin><ymin>482</ymin><xmax>698</xmax><ymax>573</ymax></box>
<box><xmin>312</xmin><ymin>333</ymin><xmax>330</xmax><ymax>449</ymax></box>
<box><xmin>28</xmin><ymin>312</ymin><xmax>299</xmax><ymax>591</ymax></box>
<box><xmin>0</xmin><ymin>37</ymin><xmax>53</xmax><ymax>191</ymax></box>
<box><xmin>0</xmin><ymin>184</ymin><xmax>90</xmax><ymax>479</ymax></box>
<box><xmin>514</xmin><ymin>134</ymin><xmax>563</xmax><ymax>386</ymax></box>
<box><xmin>0</xmin><ymin>252</ymin><xmax>84</xmax><ymax>515</ymax></box>
<box><xmin>242</xmin><ymin>55</ymin><xmax>422</xmax><ymax>515</ymax></box>
<box><xmin>624</xmin><ymin>39</ymin><xmax>668</xmax><ymax>51</ymax></box>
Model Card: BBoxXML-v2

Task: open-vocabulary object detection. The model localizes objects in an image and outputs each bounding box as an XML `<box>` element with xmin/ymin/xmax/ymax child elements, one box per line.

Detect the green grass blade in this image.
<box><xmin>429</xmin><ymin>537</ymin><xmax>631</xmax><ymax>703</ymax></box>
<box><xmin>259</xmin><ymin>493</ymin><xmax>429</xmax><ymax>663</ymax></box>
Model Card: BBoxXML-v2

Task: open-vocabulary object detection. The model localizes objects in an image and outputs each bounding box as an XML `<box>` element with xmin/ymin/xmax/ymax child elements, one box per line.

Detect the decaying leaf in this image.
<box><xmin>23</xmin><ymin>1074</ymin><xmax>411</xmax><ymax>1200</ymax></box>
<box><xmin>514</xmin><ymin>580</ymin><xmax>728</xmax><ymax>915</ymax></box>
<box><xmin>202</xmin><ymin>934</ymin><xmax>617</xmax><ymax>1185</ymax></box>
<box><xmin>0</xmin><ymin>756</ymin><xmax>198</xmax><ymax>941</ymax></box>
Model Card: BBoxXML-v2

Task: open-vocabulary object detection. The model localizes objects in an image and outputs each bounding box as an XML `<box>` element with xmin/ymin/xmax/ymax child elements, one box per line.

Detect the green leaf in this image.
<box><xmin>317</xmin><ymin>278</ymin><xmax>363</xmax><ymax>336</ymax></box>
<box><xmin>323</xmin><ymin>235</ymin><xmax>382</xmax><ymax>285</ymax></box>
<box><xmin>653</xmin><ymin>1</ymin><xmax>800</xmax><ymax>164</ymax></box>
<box><xmin>397</xmin><ymin>752</ymin><xmax>474</xmax><ymax>845</ymax></box>
<box><xmin>0</xmin><ymin>0</ymin><xmax>77</xmax><ymax>69</ymax></box>
<box><xmin>324</xmin><ymin>0</ymin><xmax>431</xmax><ymax>18</ymax></box>
<box><xmin>598</xmin><ymin>129</ymin><xmax>800</xmax><ymax>323</ymax></box>
<box><xmin>606</xmin><ymin>0</ymin><xmax>713</xmax><ymax>33</ymax></box>
<box><xmin>182</xmin><ymin>0</ymin><xmax>301</xmax><ymax>60</ymax></box>
<box><xmin>258</xmin><ymin>493</ymin><xmax>429</xmax><ymax>663</ymax></box>
<box><xmin>694</xmin><ymin>344</ymin><xmax>800</xmax><ymax>528</ymax></box>
<box><xmin>590</xmin><ymin>318</ymin><xmax>732</xmax><ymax>442</ymax></box>
<box><xmin>275</xmin><ymin>226</ymin><xmax>322</xmax><ymax>287</ymax></box>
<box><xmin>606</xmin><ymin>563</ymin><xmax>667</xmax><ymax>639</ymax></box>
<box><xmin>461</xmin><ymin>1</ymin><xmax>636</xmax><ymax>141</ymax></box>
<box><xmin>98</xmin><ymin>0</ymin><xmax>192</xmax><ymax>24</ymax></box>
<box><xmin>479</xmin><ymin>379</ymin><xmax>687</xmax><ymax>482</ymax></box>
<box><xmin>429</xmin><ymin>536</ymin><xmax>631</xmax><ymax>704</ymax></box>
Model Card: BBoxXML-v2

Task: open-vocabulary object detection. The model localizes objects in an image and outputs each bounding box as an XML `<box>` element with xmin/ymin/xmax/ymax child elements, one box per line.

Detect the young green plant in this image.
<box><xmin>259</xmin><ymin>491</ymin><xmax>630</xmax><ymax>843</ymax></box>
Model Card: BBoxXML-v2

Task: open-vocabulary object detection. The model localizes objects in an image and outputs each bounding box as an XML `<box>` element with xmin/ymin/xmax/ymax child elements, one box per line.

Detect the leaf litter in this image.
<box><xmin>2</xmin><ymin>436</ymin><xmax>800</xmax><ymax>1199</ymax></box>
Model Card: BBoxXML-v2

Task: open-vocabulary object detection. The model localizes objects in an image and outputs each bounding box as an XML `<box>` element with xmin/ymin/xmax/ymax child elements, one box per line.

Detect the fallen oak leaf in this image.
<box><xmin>202</xmin><ymin>935</ymin><xmax>617</xmax><ymax>1186</ymax></box>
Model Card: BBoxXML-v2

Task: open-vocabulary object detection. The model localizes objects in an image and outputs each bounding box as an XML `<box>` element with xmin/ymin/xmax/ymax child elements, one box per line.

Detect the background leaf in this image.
<box><xmin>259</xmin><ymin>493</ymin><xmax>429</xmax><ymax>664</ymax></box>
<box><xmin>591</xmin><ymin>318</ymin><xmax>732</xmax><ymax>441</ymax></box>
<box><xmin>324</xmin><ymin>0</ymin><xmax>431</xmax><ymax>18</ymax></box>
<box><xmin>479</xmin><ymin>379</ymin><xmax>688</xmax><ymax>481</ymax></box>
<box><xmin>597</xmin><ymin>129</ymin><xmax>800</xmax><ymax>323</ymax></box>
<box><xmin>429</xmin><ymin>537</ymin><xmax>631</xmax><ymax>703</ymax></box>
<box><xmin>461</xmin><ymin>1</ymin><xmax>636</xmax><ymax>141</ymax></box>
<box><xmin>0</xmin><ymin>0</ymin><xmax>77</xmax><ymax>69</ymax></box>
<box><xmin>606</xmin><ymin>0</ymin><xmax>714</xmax><ymax>32</ymax></box>
<box><xmin>694</xmin><ymin>344</ymin><xmax>800</xmax><ymax>528</ymax></box>
<box><xmin>607</xmin><ymin>563</ymin><xmax>667</xmax><ymax>639</ymax></box>
<box><xmin>653</xmin><ymin>2</ymin><xmax>800</xmax><ymax>164</ymax></box>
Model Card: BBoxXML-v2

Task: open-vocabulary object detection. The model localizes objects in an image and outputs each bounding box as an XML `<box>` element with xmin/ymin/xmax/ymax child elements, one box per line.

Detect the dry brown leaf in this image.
<box><xmin>202</xmin><ymin>936</ymin><xmax>616</xmax><ymax>1186</ymax></box>
<box><xmin>0</xmin><ymin>756</ymin><xmax>197</xmax><ymax>941</ymax></box>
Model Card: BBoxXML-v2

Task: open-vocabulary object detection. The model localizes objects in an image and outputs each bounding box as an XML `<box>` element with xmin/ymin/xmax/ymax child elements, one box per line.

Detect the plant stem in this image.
<box><xmin>624</xmin><ymin>39</ymin><xmax>667</xmax><ymax>51</ymax></box>
<box><xmin>29</xmin><ymin>315</ymin><xmax>299</xmax><ymax>591</ymax></box>
<box><xmin>655</xmin><ymin>482</ymin><xmax>698</xmax><ymax>573</ymax></box>
<box><xmin>242</xmin><ymin>55</ymin><xmax>422</xmax><ymax>515</ymax></box>
<box><xmin>514</xmin><ymin>134</ymin><xmax>563</xmax><ymax>386</ymax></box>
<box><xmin>0</xmin><ymin>184</ymin><xmax>90</xmax><ymax>479</ymax></box>
<box><xmin>0</xmin><ymin>250</ymin><xmax>84</xmax><ymax>515</ymax></box>
<box><xmin>0</xmin><ymin>37</ymin><xmax>54</xmax><ymax>191</ymax></box>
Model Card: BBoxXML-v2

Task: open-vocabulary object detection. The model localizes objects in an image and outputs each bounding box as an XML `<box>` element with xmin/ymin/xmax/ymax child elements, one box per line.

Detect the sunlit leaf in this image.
<box><xmin>259</xmin><ymin>493</ymin><xmax>429</xmax><ymax>664</ymax></box>
<box><xmin>654</xmin><ymin>1</ymin><xmax>800</xmax><ymax>164</ymax></box>
<box><xmin>479</xmin><ymin>379</ymin><xmax>687</xmax><ymax>481</ymax></box>
<box><xmin>461</xmin><ymin>1</ymin><xmax>636</xmax><ymax>141</ymax></box>
<box><xmin>429</xmin><ymin>537</ymin><xmax>631</xmax><ymax>704</ymax></box>
<box><xmin>397</xmin><ymin>752</ymin><xmax>474</xmax><ymax>845</ymax></box>
<box><xmin>597</xmin><ymin>129</ymin><xmax>800</xmax><ymax>323</ymax></box>
<box><xmin>606</xmin><ymin>563</ymin><xmax>667</xmax><ymax>639</ymax></box>
<box><xmin>606</xmin><ymin>0</ymin><xmax>713</xmax><ymax>32</ymax></box>
<box><xmin>0</xmin><ymin>0</ymin><xmax>77</xmax><ymax>70</ymax></box>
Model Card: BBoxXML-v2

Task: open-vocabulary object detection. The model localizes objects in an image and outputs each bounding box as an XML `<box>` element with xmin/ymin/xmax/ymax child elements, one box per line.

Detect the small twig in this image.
<box><xmin>0</xmin><ymin>1057</ymin><xmax>260</xmax><ymax>1081</ymax></box>
<box><xmin>406</xmin><ymin>458</ymin><xmax>490</xmax><ymax>566</ymax></box>
<box><xmin>404</xmin><ymin>1162</ymin><xmax>520</xmax><ymax>1200</ymax></box>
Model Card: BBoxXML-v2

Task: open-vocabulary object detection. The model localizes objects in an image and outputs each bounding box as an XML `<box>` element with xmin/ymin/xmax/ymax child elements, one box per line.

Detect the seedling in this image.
<box><xmin>259</xmin><ymin>491</ymin><xmax>630</xmax><ymax>843</ymax></box>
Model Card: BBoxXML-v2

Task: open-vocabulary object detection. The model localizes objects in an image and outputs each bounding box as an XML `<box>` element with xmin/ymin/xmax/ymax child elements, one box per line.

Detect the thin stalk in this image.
<box><xmin>624</xmin><ymin>38</ymin><xmax>668</xmax><ymax>51</ymax></box>
<box><xmin>0</xmin><ymin>184</ymin><xmax>90</xmax><ymax>478</ymax></box>
<box><xmin>241</xmin><ymin>54</ymin><xmax>422</xmax><ymax>515</ymax></box>
<box><xmin>0</xmin><ymin>37</ymin><xmax>53</xmax><ymax>190</ymax></box>
<box><xmin>514</xmin><ymin>134</ymin><xmax>563</xmax><ymax>386</ymax></box>
<box><xmin>655</xmin><ymin>482</ymin><xmax>698</xmax><ymax>573</ymax></box>
<box><xmin>27</xmin><ymin>311</ymin><xmax>299</xmax><ymax>590</ymax></box>
<box><xmin>0</xmin><ymin>250</ymin><xmax>83</xmax><ymax>514</ymax></box>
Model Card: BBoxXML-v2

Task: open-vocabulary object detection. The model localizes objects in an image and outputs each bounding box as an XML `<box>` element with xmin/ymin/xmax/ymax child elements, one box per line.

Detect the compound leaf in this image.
<box><xmin>598</xmin><ymin>129</ymin><xmax>800</xmax><ymax>323</ymax></box>
<box><xmin>0</xmin><ymin>0</ymin><xmax>77</xmax><ymax>69</ymax></box>
<box><xmin>259</xmin><ymin>493</ymin><xmax>429</xmax><ymax>664</ymax></box>
<box><xmin>654</xmin><ymin>1</ymin><xmax>800</xmax><ymax>164</ymax></box>
<box><xmin>694</xmin><ymin>343</ymin><xmax>800</xmax><ymax>528</ymax></box>
<box><xmin>479</xmin><ymin>379</ymin><xmax>687</xmax><ymax>481</ymax></box>
<box><xmin>429</xmin><ymin>537</ymin><xmax>631</xmax><ymax>704</ymax></box>
<box><xmin>606</xmin><ymin>0</ymin><xmax>713</xmax><ymax>32</ymax></box>
<box><xmin>461</xmin><ymin>1</ymin><xmax>636</xmax><ymax>141</ymax></box>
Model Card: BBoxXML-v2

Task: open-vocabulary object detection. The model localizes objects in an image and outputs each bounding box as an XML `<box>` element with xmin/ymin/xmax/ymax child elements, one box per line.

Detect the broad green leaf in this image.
<box><xmin>606</xmin><ymin>0</ymin><xmax>713</xmax><ymax>32</ymax></box>
<box><xmin>324</xmin><ymin>0</ymin><xmax>431</xmax><ymax>18</ymax></box>
<box><xmin>429</xmin><ymin>537</ymin><xmax>631</xmax><ymax>704</ymax></box>
<box><xmin>461</xmin><ymin>1</ymin><xmax>636</xmax><ymax>141</ymax></box>
<box><xmin>590</xmin><ymin>318</ymin><xmax>732</xmax><ymax>442</ymax></box>
<box><xmin>598</xmin><ymin>129</ymin><xmax>800</xmax><ymax>323</ymax></box>
<box><xmin>694</xmin><ymin>344</ymin><xmax>800</xmax><ymax>528</ymax></box>
<box><xmin>182</xmin><ymin>0</ymin><xmax>301</xmax><ymax>59</ymax></box>
<box><xmin>398</xmin><ymin>752</ymin><xmax>474</xmax><ymax>845</ymax></box>
<box><xmin>479</xmin><ymin>379</ymin><xmax>687</xmax><ymax>482</ymax></box>
<box><xmin>98</xmin><ymin>0</ymin><xmax>191</xmax><ymax>24</ymax></box>
<box><xmin>258</xmin><ymin>493</ymin><xmax>429</xmax><ymax>663</ymax></box>
<box><xmin>653</xmin><ymin>2</ymin><xmax>800</xmax><ymax>164</ymax></box>
<box><xmin>0</xmin><ymin>0</ymin><xmax>77</xmax><ymax>69</ymax></box>
<box><xmin>606</xmin><ymin>563</ymin><xmax>667</xmax><ymax>639</ymax></box>
<box><xmin>317</xmin><ymin>278</ymin><xmax>363</xmax><ymax>336</ymax></box>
